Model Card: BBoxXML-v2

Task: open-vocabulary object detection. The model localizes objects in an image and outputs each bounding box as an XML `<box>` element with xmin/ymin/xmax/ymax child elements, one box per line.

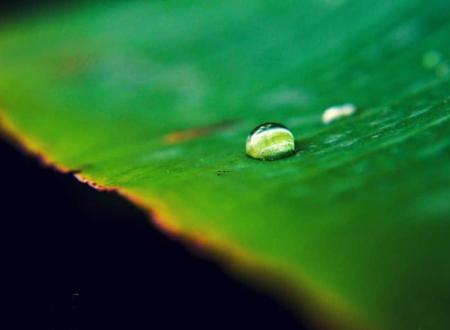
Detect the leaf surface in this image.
<box><xmin>1</xmin><ymin>1</ymin><xmax>450</xmax><ymax>328</ymax></box>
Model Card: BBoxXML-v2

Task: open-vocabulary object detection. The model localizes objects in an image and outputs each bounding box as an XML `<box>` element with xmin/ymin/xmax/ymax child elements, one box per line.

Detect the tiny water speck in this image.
<box><xmin>246</xmin><ymin>123</ymin><xmax>295</xmax><ymax>160</ymax></box>
<box><xmin>322</xmin><ymin>103</ymin><xmax>356</xmax><ymax>124</ymax></box>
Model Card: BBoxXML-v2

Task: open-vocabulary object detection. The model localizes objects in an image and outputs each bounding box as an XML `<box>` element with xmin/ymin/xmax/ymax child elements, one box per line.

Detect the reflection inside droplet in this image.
<box><xmin>246</xmin><ymin>123</ymin><xmax>295</xmax><ymax>160</ymax></box>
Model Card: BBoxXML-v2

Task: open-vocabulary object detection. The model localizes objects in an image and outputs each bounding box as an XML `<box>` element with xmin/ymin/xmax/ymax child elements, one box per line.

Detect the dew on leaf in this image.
<box><xmin>246</xmin><ymin>123</ymin><xmax>295</xmax><ymax>160</ymax></box>
<box><xmin>322</xmin><ymin>103</ymin><xmax>356</xmax><ymax>124</ymax></box>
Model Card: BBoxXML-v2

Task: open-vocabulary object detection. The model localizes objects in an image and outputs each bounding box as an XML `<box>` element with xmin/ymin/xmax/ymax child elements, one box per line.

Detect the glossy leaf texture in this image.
<box><xmin>1</xmin><ymin>1</ymin><xmax>450</xmax><ymax>329</ymax></box>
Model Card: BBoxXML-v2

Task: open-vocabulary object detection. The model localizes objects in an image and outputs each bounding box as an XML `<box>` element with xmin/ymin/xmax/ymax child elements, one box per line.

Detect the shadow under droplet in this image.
<box><xmin>294</xmin><ymin>138</ymin><xmax>314</xmax><ymax>154</ymax></box>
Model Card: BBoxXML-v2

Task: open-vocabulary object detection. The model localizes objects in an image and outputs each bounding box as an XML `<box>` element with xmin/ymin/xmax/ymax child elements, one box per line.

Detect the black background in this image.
<box><xmin>1</xmin><ymin>136</ymin><xmax>308</xmax><ymax>330</ymax></box>
<box><xmin>1</xmin><ymin>2</ymin><xmax>309</xmax><ymax>329</ymax></box>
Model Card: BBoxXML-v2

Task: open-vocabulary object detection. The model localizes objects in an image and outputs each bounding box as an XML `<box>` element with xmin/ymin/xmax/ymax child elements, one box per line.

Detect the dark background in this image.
<box><xmin>0</xmin><ymin>2</ymin><xmax>309</xmax><ymax>329</ymax></box>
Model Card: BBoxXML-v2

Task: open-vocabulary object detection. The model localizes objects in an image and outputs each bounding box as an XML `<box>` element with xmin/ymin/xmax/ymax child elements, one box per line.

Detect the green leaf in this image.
<box><xmin>1</xmin><ymin>1</ymin><xmax>449</xmax><ymax>328</ymax></box>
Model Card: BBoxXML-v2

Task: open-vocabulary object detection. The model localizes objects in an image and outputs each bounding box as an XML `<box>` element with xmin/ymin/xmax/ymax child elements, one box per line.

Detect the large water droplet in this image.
<box><xmin>246</xmin><ymin>123</ymin><xmax>295</xmax><ymax>160</ymax></box>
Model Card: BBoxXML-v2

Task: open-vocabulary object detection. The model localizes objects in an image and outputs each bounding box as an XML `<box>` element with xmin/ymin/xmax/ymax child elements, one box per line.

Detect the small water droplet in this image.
<box><xmin>322</xmin><ymin>103</ymin><xmax>356</xmax><ymax>124</ymax></box>
<box><xmin>246</xmin><ymin>123</ymin><xmax>295</xmax><ymax>160</ymax></box>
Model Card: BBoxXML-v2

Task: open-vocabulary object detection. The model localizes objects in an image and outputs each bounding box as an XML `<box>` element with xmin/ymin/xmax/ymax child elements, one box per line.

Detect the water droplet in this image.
<box><xmin>246</xmin><ymin>123</ymin><xmax>295</xmax><ymax>160</ymax></box>
<box><xmin>322</xmin><ymin>103</ymin><xmax>356</xmax><ymax>124</ymax></box>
